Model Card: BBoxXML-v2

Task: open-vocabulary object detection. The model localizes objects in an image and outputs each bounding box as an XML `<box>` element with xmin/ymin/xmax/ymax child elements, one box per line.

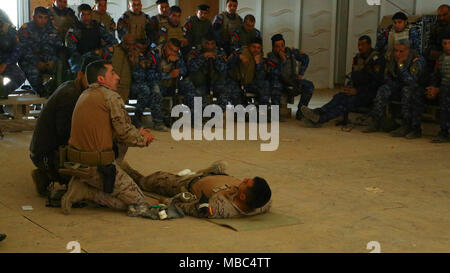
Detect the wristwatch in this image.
<box><xmin>398</xmin><ymin>63</ymin><xmax>404</xmax><ymax>69</ymax></box>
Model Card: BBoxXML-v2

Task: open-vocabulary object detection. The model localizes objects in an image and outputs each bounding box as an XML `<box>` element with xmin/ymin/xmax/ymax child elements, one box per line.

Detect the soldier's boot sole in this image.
<box><xmin>405</xmin><ymin>130</ymin><xmax>422</xmax><ymax>139</ymax></box>
<box><xmin>390</xmin><ymin>126</ymin><xmax>411</xmax><ymax>138</ymax></box>
<box><xmin>31</xmin><ymin>169</ymin><xmax>51</xmax><ymax>197</ymax></box>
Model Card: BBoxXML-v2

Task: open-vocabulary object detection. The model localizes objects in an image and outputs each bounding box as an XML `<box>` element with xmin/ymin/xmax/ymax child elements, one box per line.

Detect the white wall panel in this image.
<box><xmin>262</xmin><ymin>0</ymin><xmax>301</xmax><ymax>55</ymax></box>
<box><xmin>345</xmin><ymin>0</ymin><xmax>380</xmax><ymax>74</ymax></box>
<box><xmin>301</xmin><ymin>0</ymin><xmax>335</xmax><ymax>88</ymax></box>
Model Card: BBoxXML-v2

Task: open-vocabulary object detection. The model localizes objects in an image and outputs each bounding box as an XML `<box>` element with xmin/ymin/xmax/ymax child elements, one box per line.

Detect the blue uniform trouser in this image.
<box><xmin>130</xmin><ymin>82</ymin><xmax>164</xmax><ymax>123</ymax></box>
<box><xmin>1</xmin><ymin>64</ymin><xmax>26</xmax><ymax>94</ymax></box>
<box><xmin>318</xmin><ymin>90</ymin><xmax>375</xmax><ymax>123</ymax></box>
<box><xmin>245</xmin><ymin>80</ymin><xmax>271</xmax><ymax>106</ymax></box>
<box><xmin>218</xmin><ymin>79</ymin><xmax>242</xmax><ymax>110</ymax></box>
<box><xmin>19</xmin><ymin>62</ymin><xmax>55</xmax><ymax>96</ymax></box>
<box><xmin>439</xmin><ymin>85</ymin><xmax>450</xmax><ymax>131</ymax></box>
<box><xmin>371</xmin><ymin>81</ymin><xmax>424</xmax><ymax>130</ymax></box>
<box><xmin>282</xmin><ymin>78</ymin><xmax>315</xmax><ymax>107</ymax></box>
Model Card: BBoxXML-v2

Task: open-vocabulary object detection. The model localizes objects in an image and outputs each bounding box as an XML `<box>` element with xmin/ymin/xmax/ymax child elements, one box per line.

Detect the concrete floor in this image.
<box><xmin>0</xmin><ymin>89</ymin><xmax>449</xmax><ymax>253</ymax></box>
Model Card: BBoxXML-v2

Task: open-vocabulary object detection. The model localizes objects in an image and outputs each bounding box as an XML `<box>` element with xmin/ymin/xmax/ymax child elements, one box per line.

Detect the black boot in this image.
<box><xmin>432</xmin><ymin>130</ymin><xmax>449</xmax><ymax>143</ymax></box>
<box><xmin>31</xmin><ymin>169</ymin><xmax>51</xmax><ymax>197</ymax></box>
<box><xmin>362</xmin><ymin>117</ymin><xmax>381</xmax><ymax>133</ymax></box>
<box><xmin>390</xmin><ymin>124</ymin><xmax>411</xmax><ymax>137</ymax></box>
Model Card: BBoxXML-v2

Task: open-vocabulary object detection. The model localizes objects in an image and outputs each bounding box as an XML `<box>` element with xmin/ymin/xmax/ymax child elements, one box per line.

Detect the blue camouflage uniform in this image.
<box><xmin>0</xmin><ymin>20</ymin><xmax>25</xmax><ymax>96</ymax></box>
<box><xmin>225</xmin><ymin>48</ymin><xmax>271</xmax><ymax>108</ymax></box>
<box><xmin>370</xmin><ymin>51</ymin><xmax>426</xmax><ymax>131</ymax></box>
<box><xmin>212</xmin><ymin>12</ymin><xmax>243</xmax><ymax>55</ymax></box>
<box><xmin>267</xmin><ymin>47</ymin><xmax>315</xmax><ymax>107</ymax></box>
<box><xmin>317</xmin><ymin>49</ymin><xmax>385</xmax><ymax>123</ymax></box>
<box><xmin>130</xmin><ymin>44</ymin><xmax>196</xmax><ymax>122</ymax></box>
<box><xmin>430</xmin><ymin>53</ymin><xmax>450</xmax><ymax>133</ymax></box>
<box><xmin>65</xmin><ymin>20</ymin><xmax>118</xmax><ymax>73</ymax></box>
<box><xmin>375</xmin><ymin>24</ymin><xmax>421</xmax><ymax>56</ymax></box>
<box><xmin>187</xmin><ymin>46</ymin><xmax>228</xmax><ymax>109</ymax></box>
<box><xmin>18</xmin><ymin>21</ymin><xmax>63</xmax><ymax>96</ymax></box>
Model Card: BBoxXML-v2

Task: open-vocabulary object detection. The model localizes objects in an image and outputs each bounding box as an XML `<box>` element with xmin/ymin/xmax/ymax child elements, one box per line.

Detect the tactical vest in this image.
<box><xmin>278</xmin><ymin>48</ymin><xmax>297</xmax><ymax>86</ymax></box>
<box><xmin>92</xmin><ymin>11</ymin><xmax>115</xmax><ymax>34</ymax></box>
<box><xmin>352</xmin><ymin>50</ymin><xmax>379</xmax><ymax>72</ymax></box>
<box><xmin>187</xmin><ymin>16</ymin><xmax>211</xmax><ymax>47</ymax></box>
<box><xmin>439</xmin><ymin>54</ymin><xmax>450</xmax><ymax>86</ymax></box>
<box><xmin>229</xmin><ymin>48</ymin><xmax>255</xmax><ymax>85</ymax></box>
<box><xmin>156</xmin><ymin>14</ymin><xmax>170</xmax><ymax>29</ymax></box>
<box><xmin>235</xmin><ymin>26</ymin><xmax>258</xmax><ymax>48</ymax></box>
<box><xmin>78</xmin><ymin>24</ymin><xmax>102</xmax><ymax>55</ymax></box>
<box><xmin>49</xmin><ymin>6</ymin><xmax>76</xmax><ymax>41</ymax></box>
<box><xmin>387</xmin><ymin>50</ymin><xmax>419</xmax><ymax>80</ymax></box>
<box><xmin>156</xmin><ymin>45</ymin><xmax>176</xmax><ymax>87</ymax></box>
<box><xmin>125</xmin><ymin>11</ymin><xmax>147</xmax><ymax>41</ymax></box>
<box><xmin>161</xmin><ymin>24</ymin><xmax>185</xmax><ymax>41</ymax></box>
<box><xmin>111</xmin><ymin>45</ymin><xmax>132</xmax><ymax>101</ymax></box>
<box><xmin>221</xmin><ymin>12</ymin><xmax>242</xmax><ymax>42</ymax></box>
<box><xmin>386</xmin><ymin>25</ymin><xmax>411</xmax><ymax>59</ymax></box>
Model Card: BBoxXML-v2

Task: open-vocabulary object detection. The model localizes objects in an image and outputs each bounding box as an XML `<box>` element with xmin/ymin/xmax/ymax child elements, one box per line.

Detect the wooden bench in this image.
<box><xmin>0</xmin><ymin>94</ymin><xmax>47</xmax><ymax>135</ymax></box>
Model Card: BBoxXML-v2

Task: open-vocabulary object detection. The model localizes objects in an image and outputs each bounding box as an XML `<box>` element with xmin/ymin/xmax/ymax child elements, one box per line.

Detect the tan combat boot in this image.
<box><xmin>61</xmin><ymin>179</ymin><xmax>97</xmax><ymax>215</ymax></box>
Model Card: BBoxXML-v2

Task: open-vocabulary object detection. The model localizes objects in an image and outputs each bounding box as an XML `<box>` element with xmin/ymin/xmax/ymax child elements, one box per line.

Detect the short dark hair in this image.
<box><xmin>156</xmin><ymin>0</ymin><xmax>168</xmax><ymax>5</ymax></box>
<box><xmin>246</xmin><ymin>177</ymin><xmax>271</xmax><ymax>210</ymax></box>
<box><xmin>78</xmin><ymin>4</ymin><xmax>92</xmax><ymax>15</ymax></box>
<box><xmin>271</xmin><ymin>33</ymin><xmax>285</xmax><ymax>46</ymax></box>
<box><xmin>359</xmin><ymin>35</ymin><xmax>372</xmax><ymax>44</ymax></box>
<box><xmin>392</xmin><ymin>11</ymin><xmax>408</xmax><ymax>21</ymax></box>
<box><xmin>94</xmin><ymin>0</ymin><xmax>107</xmax><ymax>3</ymax></box>
<box><xmin>81</xmin><ymin>56</ymin><xmax>101</xmax><ymax>75</ymax></box>
<box><xmin>170</xmin><ymin>5</ymin><xmax>182</xmax><ymax>14</ymax></box>
<box><xmin>34</xmin><ymin>7</ymin><xmax>49</xmax><ymax>16</ymax></box>
<box><xmin>226</xmin><ymin>0</ymin><xmax>238</xmax><ymax>4</ymax></box>
<box><xmin>244</xmin><ymin>14</ymin><xmax>255</xmax><ymax>23</ymax></box>
<box><xmin>86</xmin><ymin>60</ymin><xmax>111</xmax><ymax>84</ymax></box>
<box><xmin>168</xmin><ymin>37</ymin><xmax>181</xmax><ymax>48</ymax></box>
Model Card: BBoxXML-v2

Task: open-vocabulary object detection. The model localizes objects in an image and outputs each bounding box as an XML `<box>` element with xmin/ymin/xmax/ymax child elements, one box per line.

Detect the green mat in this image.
<box><xmin>207</xmin><ymin>212</ymin><xmax>302</xmax><ymax>231</ymax></box>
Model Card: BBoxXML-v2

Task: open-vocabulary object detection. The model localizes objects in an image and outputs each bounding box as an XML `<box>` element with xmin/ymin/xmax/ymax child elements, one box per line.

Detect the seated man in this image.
<box><xmin>0</xmin><ymin>14</ymin><xmax>26</xmax><ymax>98</ymax></box>
<box><xmin>301</xmin><ymin>36</ymin><xmax>385</xmax><ymax>126</ymax></box>
<box><xmin>186</xmin><ymin>33</ymin><xmax>228</xmax><ymax>109</ymax></box>
<box><xmin>225</xmin><ymin>37</ymin><xmax>270</xmax><ymax>109</ymax></box>
<box><xmin>121</xmin><ymin>161</ymin><xmax>272</xmax><ymax>218</ymax></box>
<box><xmin>29</xmin><ymin>57</ymin><xmax>97</xmax><ymax>197</ymax></box>
<box><xmin>426</xmin><ymin>32</ymin><xmax>450</xmax><ymax>143</ymax></box>
<box><xmin>375</xmin><ymin>12</ymin><xmax>420</xmax><ymax>60</ymax></box>
<box><xmin>65</xmin><ymin>4</ymin><xmax>118</xmax><ymax>73</ymax></box>
<box><xmin>18</xmin><ymin>7</ymin><xmax>63</xmax><ymax>97</ymax></box>
<box><xmin>267</xmin><ymin>34</ymin><xmax>315</xmax><ymax>120</ymax></box>
<box><xmin>131</xmin><ymin>38</ymin><xmax>195</xmax><ymax>131</ymax></box>
<box><xmin>426</xmin><ymin>5</ymin><xmax>450</xmax><ymax>73</ymax></box>
<box><xmin>230</xmin><ymin>14</ymin><xmax>261</xmax><ymax>51</ymax></box>
<box><xmin>363</xmin><ymin>39</ymin><xmax>426</xmax><ymax>139</ymax></box>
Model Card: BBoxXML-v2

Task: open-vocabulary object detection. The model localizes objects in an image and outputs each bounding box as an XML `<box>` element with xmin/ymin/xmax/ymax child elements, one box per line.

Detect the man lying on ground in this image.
<box><xmin>121</xmin><ymin>160</ymin><xmax>272</xmax><ymax>218</ymax></box>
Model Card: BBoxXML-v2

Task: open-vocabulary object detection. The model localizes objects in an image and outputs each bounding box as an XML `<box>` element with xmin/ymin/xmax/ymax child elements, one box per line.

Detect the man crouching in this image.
<box><xmin>121</xmin><ymin>161</ymin><xmax>272</xmax><ymax>218</ymax></box>
<box><xmin>60</xmin><ymin>60</ymin><xmax>154</xmax><ymax>214</ymax></box>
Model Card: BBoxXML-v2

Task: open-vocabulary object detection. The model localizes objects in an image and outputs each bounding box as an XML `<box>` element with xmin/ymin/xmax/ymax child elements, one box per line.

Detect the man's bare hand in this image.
<box><xmin>0</xmin><ymin>63</ymin><xmax>6</xmax><ymax>75</ymax></box>
<box><xmin>179</xmin><ymin>37</ymin><xmax>189</xmax><ymax>47</ymax></box>
<box><xmin>170</xmin><ymin>69</ymin><xmax>180</xmax><ymax>78</ymax></box>
<box><xmin>139</xmin><ymin>127</ymin><xmax>155</xmax><ymax>146</ymax></box>
<box><xmin>425</xmin><ymin>86</ymin><xmax>439</xmax><ymax>99</ymax></box>
<box><xmin>204</xmin><ymin>51</ymin><xmax>217</xmax><ymax>59</ymax></box>
<box><xmin>342</xmin><ymin>87</ymin><xmax>358</xmax><ymax>96</ymax></box>
<box><xmin>254</xmin><ymin>54</ymin><xmax>262</xmax><ymax>64</ymax></box>
<box><xmin>279</xmin><ymin>50</ymin><xmax>287</xmax><ymax>61</ymax></box>
<box><xmin>239</xmin><ymin>54</ymin><xmax>249</xmax><ymax>64</ymax></box>
<box><xmin>168</xmin><ymin>55</ymin><xmax>179</xmax><ymax>62</ymax></box>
